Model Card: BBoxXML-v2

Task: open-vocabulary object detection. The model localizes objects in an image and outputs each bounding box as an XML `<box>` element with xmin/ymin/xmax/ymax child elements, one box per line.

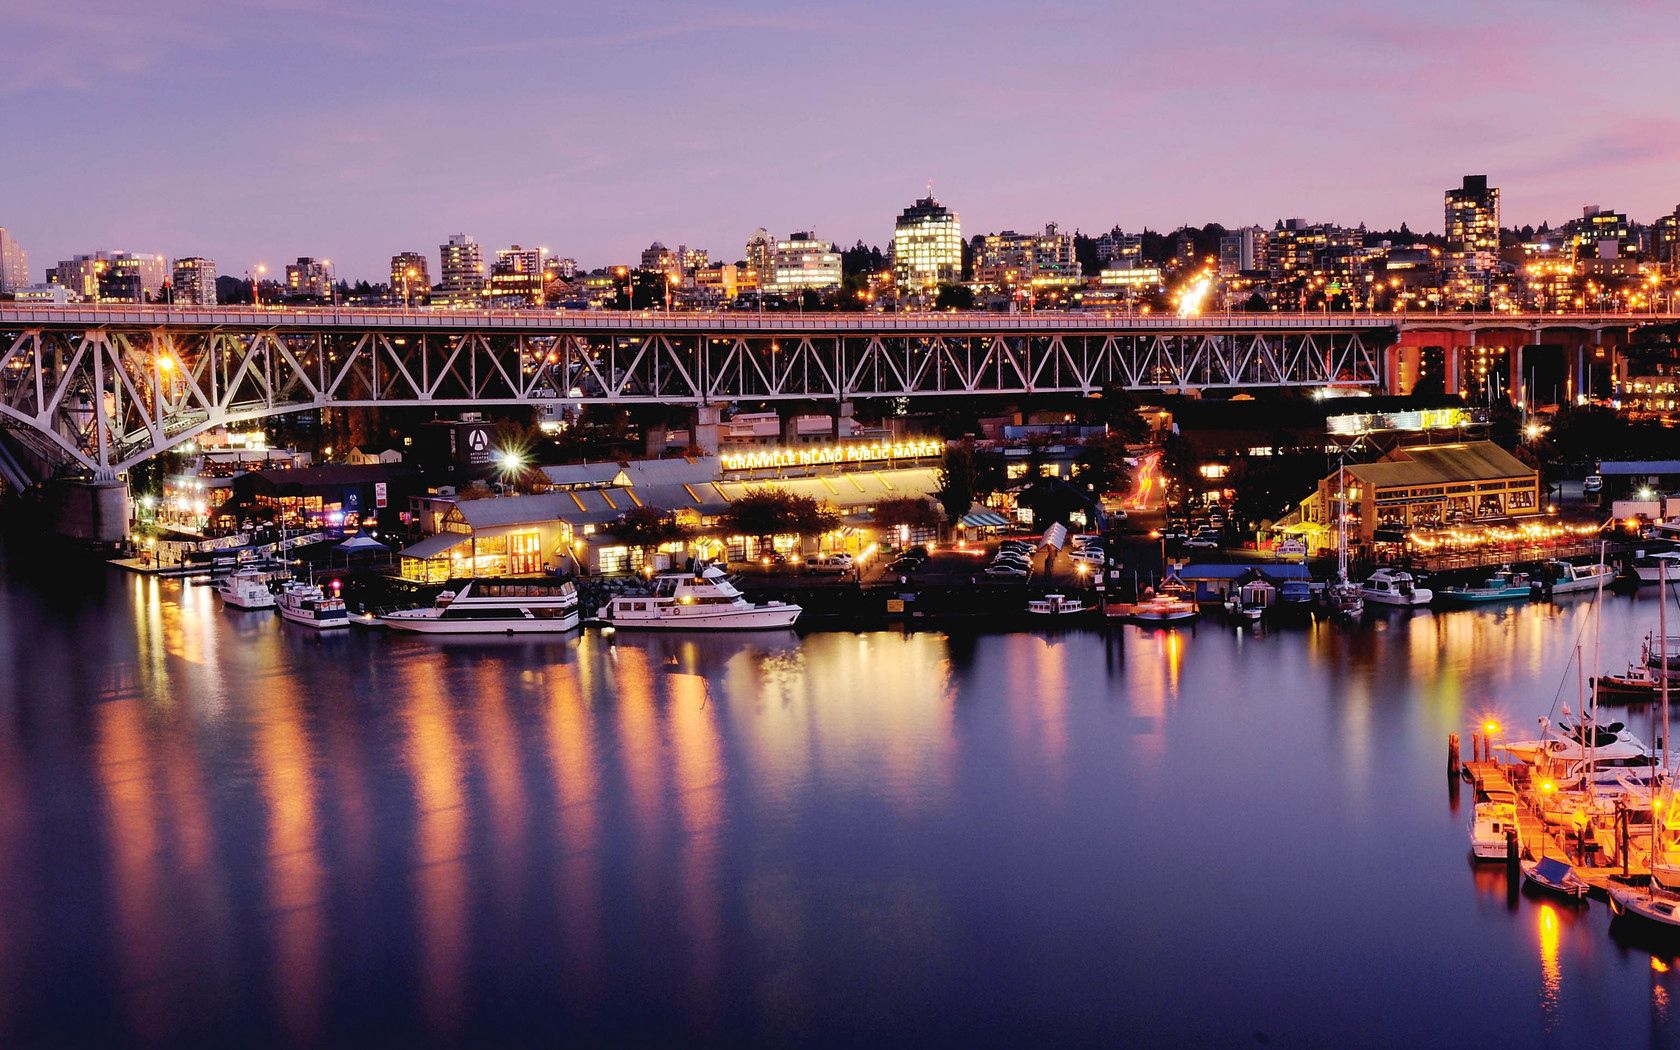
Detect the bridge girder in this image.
<box><xmin>0</xmin><ymin>318</ymin><xmax>1386</xmax><ymax>475</ymax></box>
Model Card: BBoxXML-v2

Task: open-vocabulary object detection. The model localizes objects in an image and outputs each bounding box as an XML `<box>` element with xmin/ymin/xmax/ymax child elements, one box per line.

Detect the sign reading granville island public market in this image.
<box><xmin>719</xmin><ymin>439</ymin><xmax>945</xmax><ymax>475</ymax></box>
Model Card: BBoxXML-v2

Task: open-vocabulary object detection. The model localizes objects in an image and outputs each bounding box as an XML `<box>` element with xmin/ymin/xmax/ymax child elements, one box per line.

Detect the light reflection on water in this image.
<box><xmin>0</xmin><ymin>567</ymin><xmax>1678</xmax><ymax>1045</ymax></box>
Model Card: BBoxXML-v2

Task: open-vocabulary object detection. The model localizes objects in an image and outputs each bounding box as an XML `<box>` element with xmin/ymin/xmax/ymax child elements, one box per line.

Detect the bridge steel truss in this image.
<box><xmin>0</xmin><ymin>311</ymin><xmax>1390</xmax><ymax>475</ymax></box>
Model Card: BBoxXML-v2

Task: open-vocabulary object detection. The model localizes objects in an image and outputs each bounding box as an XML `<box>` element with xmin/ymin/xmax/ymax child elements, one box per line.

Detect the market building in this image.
<box><xmin>1288</xmin><ymin>440</ymin><xmax>1540</xmax><ymax>553</ymax></box>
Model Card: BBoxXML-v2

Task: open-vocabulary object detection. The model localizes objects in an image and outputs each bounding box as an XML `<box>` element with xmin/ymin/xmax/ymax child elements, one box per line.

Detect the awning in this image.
<box><xmin>399</xmin><ymin>533</ymin><xmax>470</xmax><ymax>559</ymax></box>
<box><xmin>961</xmin><ymin>510</ymin><xmax>1010</xmax><ymax>528</ymax></box>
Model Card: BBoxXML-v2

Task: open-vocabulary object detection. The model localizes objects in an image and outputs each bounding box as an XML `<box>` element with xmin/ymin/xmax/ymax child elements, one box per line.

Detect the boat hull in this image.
<box><xmin>380</xmin><ymin>612</ymin><xmax>581</xmax><ymax>634</ymax></box>
<box><xmin>279</xmin><ymin>607</ymin><xmax>349</xmax><ymax>630</ymax></box>
<box><xmin>1437</xmin><ymin>589</ymin><xmax>1530</xmax><ymax>606</ymax></box>
<box><xmin>1361</xmin><ymin>591</ymin><xmax>1430</xmax><ymax>607</ymax></box>
<box><xmin>218</xmin><ymin>591</ymin><xmax>275</xmax><ymax>610</ymax></box>
<box><xmin>602</xmin><ymin>605</ymin><xmax>803</xmax><ymax>630</ymax></box>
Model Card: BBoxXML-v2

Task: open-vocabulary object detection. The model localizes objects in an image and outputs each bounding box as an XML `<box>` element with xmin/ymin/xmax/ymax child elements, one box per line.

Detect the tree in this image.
<box><xmin>611</xmin><ymin>505</ymin><xmax>693</xmax><ymax>563</ymax></box>
<box><xmin>872</xmin><ymin>496</ymin><xmax>944</xmax><ymax>533</ymax></box>
<box><xmin>1092</xmin><ymin>384</ymin><xmax>1150</xmax><ymax>443</ymax></box>
<box><xmin>934</xmin><ymin>284</ymin><xmax>975</xmax><ymax>310</ymax></box>
<box><xmin>934</xmin><ymin>439</ymin><xmax>1004</xmax><ymax>523</ymax></box>
<box><xmin>720</xmin><ymin>489</ymin><xmax>839</xmax><ymax>547</ymax></box>
<box><xmin>1073</xmin><ymin>433</ymin><xmax>1133</xmax><ymax>499</ymax></box>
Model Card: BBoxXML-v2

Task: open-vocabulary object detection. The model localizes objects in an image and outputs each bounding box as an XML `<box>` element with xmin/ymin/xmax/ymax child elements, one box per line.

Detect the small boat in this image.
<box><xmin>1470</xmin><ymin>800</ymin><xmax>1520</xmax><ymax>861</ymax></box>
<box><xmin>1631</xmin><ymin>551</ymin><xmax>1680</xmax><ymax>586</ymax></box>
<box><xmin>1532</xmin><ymin>560</ymin><xmax>1616</xmax><ymax>597</ymax></box>
<box><xmin>1359</xmin><ymin>568</ymin><xmax>1431</xmax><ymax>607</ymax></box>
<box><xmin>1222</xmin><ymin>574</ymin><xmax>1275</xmax><ymax>623</ymax></box>
<box><xmin>1026</xmin><ymin>593</ymin><xmax>1093</xmax><ymax>617</ymax></box>
<box><xmin>1121</xmin><ymin>594</ymin><xmax>1199</xmax><ymax>624</ymax></box>
<box><xmin>1325</xmin><ymin>577</ymin><xmax>1364</xmax><ymax>621</ymax></box>
<box><xmin>1521</xmin><ymin>856</ymin><xmax>1590</xmax><ymax>901</ymax></box>
<box><xmin>1595</xmin><ymin>665</ymin><xmax>1661</xmax><ymax>703</ymax></box>
<box><xmin>277</xmin><ymin>581</ymin><xmax>349</xmax><ymax>630</ymax></box>
<box><xmin>1437</xmin><ymin>568</ymin><xmax>1532</xmax><ymax>606</ymax></box>
<box><xmin>215</xmin><ymin>567</ymin><xmax>276</xmax><ymax>610</ymax></box>
<box><xmin>1608</xmin><ymin>884</ymin><xmax>1680</xmax><ymax>927</ymax></box>
<box><xmin>381</xmin><ymin>577</ymin><xmax>581</xmax><ymax>634</ymax></box>
<box><xmin>597</xmin><ymin>564</ymin><xmax>801</xmax><ymax>630</ymax></box>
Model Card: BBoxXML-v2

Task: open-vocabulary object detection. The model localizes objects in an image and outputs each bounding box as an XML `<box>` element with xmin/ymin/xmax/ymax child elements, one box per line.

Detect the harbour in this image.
<box><xmin>0</xmin><ymin>552</ymin><xmax>1678</xmax><ymax>1044</ymax></box>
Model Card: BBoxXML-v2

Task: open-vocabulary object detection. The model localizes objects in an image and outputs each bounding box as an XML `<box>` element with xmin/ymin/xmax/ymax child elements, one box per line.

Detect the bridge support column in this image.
<box><xmin>1511</xmin><ymin>343</ymin><xmax>1525</xmax><ymax>409</ymax></box>
<box><xmin>836</xmin><ymin>400</ymin><xmax>857</xmax><ymax>439</ymax></box>
<box><xmin>42</xmin><ymin>476</ymin><xmax>130</xmax><ymax>546</ymax></box>
<box><xmin>693</xmin><ymin>405</ymin><xmax>721</xmax><ymax>457</ymax></box>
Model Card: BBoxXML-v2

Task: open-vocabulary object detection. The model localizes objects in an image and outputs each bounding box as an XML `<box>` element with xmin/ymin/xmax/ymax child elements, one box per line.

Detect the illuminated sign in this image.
<box><xmin>1326</xmin><ymin>408</ymin><xmax>1474</xmax><ymax>437</ymax></box>
<box><xmin>719</xmin><ymin>439</ymin><xmax>945</xmax><ymax>474</ymax></box>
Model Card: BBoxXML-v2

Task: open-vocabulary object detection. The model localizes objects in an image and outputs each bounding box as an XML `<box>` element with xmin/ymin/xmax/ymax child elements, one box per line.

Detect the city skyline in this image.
<box><xmin>7</xmin><ymin>0</ymin><xmax>1680</xmax><ymax>281</ymax></box>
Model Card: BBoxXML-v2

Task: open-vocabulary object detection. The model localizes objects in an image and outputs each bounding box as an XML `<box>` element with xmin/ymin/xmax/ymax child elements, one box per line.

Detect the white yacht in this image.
<box><xmin>215</xmin><ymin>567</ymin><xmax>276</xmax><ymax>610</ymax></box>
<box><xmin>1469</xmin><ymin>800</ymin><xmax>1520</xmax><ymax>860</ymax></box>
<box><xmin>1026</xmin><ymin>594</ymin><xmax>1093</xmax><ymax>618</ymax></box>
<box><xmin>277</xmin><ymin>582</ymin><xmax>349</xmax><ymax>630</ymax></box>
<box><xmin>1359</xmin><ymin>568</ymin><xmax>1431</xmax><ymax>607</ymax></box>
<box><xmin>380</xmin><ymin>577</ymin><xmax>581</xmax><ymax>634</ymax></box>
<box><xmin>597</xmin><ymin>565</ymin><xmax>801</xmax><ymax>630</ymax></box>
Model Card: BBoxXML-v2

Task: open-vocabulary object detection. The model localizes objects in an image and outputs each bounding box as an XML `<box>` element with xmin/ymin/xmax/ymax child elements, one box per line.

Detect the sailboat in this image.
<box><xmin>1607</xmin><ymin>555</ymin><xmax>1680</xmax><ymax>926</ymax></box>
<box><xmin>1324</xmin><ymin>457</ymin><xmax>1363</xmax><ymax>622</ymax></box>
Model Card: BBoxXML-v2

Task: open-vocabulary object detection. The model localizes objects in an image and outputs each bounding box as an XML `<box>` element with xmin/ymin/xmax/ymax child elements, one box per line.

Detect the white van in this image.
<box><xmin>807</xmin><ymin>553</ymin><xmax>855</xmax><ymax>574</ymax></box>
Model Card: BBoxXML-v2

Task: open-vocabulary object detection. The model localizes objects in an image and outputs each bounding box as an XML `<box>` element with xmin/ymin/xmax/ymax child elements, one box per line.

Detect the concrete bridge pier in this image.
<box><xmin>43</xmin><ymin>476</ymin><xmax>130</xmax><ymax>546</ymax></box>
<box><xmin>693</xmin><ymin>405</ymin><xmax>721</xmax><ymax>456</ymax></box>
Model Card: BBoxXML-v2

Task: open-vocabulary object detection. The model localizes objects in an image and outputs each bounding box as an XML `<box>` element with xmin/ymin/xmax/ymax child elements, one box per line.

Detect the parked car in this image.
<box><xmin>999</xmin><ymin>541</ymin><xmax>1035</xmax><ymax>554</ymax></box>
<box><xmin>1070</xmin><ymin>549</ymin><xmax>1105</xmax><ymax>567</ymax></box>
<box><xmin>807</xmin><ymin>553</ymin><xmax>855</xmax><ymax>574</ymax></box>
<box><xmin>984</xmin><ymin>563</ymin><xmax>1030</xmax><ymax>578</ymax></box>
<box><xmin>887</xmin><ymin>556</ymin><xmax>922</xmax><ymax>574</ymax></box>
<box><xmin>1185</xmin><ymin>531</ymin><xmax>1220</xmax><ymax>550</ymax></box>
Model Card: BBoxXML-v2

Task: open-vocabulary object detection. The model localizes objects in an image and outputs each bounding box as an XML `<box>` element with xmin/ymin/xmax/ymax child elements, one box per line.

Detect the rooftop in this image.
<box><xmin>1345</xmin><ymin>441</ymin><xmax>1533</xmax><ymax>489</ymax></box>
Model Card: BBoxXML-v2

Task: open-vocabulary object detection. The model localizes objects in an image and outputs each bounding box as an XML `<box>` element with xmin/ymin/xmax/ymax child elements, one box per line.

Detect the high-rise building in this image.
<box><xmin>390</xmin><ymin>252</ymin><xmax>431</xmax><ymax>304</ymax></box>
<box><xmin>640</xmin><ymin>241</ymin><xmax>681</xmax><ymax>280</ymax></box>
<box><xmin>0</xmin><ymin>228</ymin><xmax>28</xmax><ymax>292</ymax></box>
<box><xmin>439</xmin><ymin>233</ymin><xmax>485</xmax><ymax>302</ymax></box>
<box><xmin>49</xmin><ymin>251</ymin><xmax>168</xmax><ymax>302</ymax></box>
<box><xmin>1444</xmin><ymin>175</ymin><xmax>1501</xmax><ymax>304</ymax></box>
<box><xmin>768</xmin><ymin>232</ymin><xmax>842</xmax><ymax>291</ymax></box>
<box><xmin>744</xmin><ymin>228</ymin><xmax>775</xmax><ymax>285</ymax></box>
<box><xmin>1653</xmin><ymin>206</ymin><xmax>1680</xmax><ymax>272</ymax></box>
<box><xmin>171</xmin><ymin>257</ymin><xmax>218</xmax><ymax>305</ymax></box>
<box><xmin>285</xmin><ymin>257</ymin><xmax>334</xmax><ymax>300</ymax></box>
<box><xmin>972</xmin><ymin>223</ymin><xmax>1080</xmax><ymax>289</ymax></box>
<box><xmin>1095</xmin><ymin>227</ymin><xmax>1143</xmax><ymax>268</ymax></box>
<box><xmin>1566</xmin><ymin>206</ymin><xmax>1634</xmax><ymax>262</ymax></box>
<box><xmin>487</xmin><ymin>245</ymin><xmax>547</xmax><ymax>307</ymax></box>
<box><xmin>892</xmin><ymin>193</ymin><xmax>962</xmax><ymax>291</ymax></box>
<box><xmin>1218</xmin><ymin>227</ymin><xmax>1267</xmax><ymax>275</ymax></box>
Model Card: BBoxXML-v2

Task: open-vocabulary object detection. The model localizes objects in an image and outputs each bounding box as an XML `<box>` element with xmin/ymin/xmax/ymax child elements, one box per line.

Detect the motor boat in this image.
<box><xmin>277</xmin><ymin>581</ymin><xmax>349</xmax><ymax>630</ymax></box>
<box><xmin>1325</xmin><ymin>576</ymin><xmax>1364</xmax><ymax>621</ymax></box>
<box><xmin>1521</xmin><ymin>856</ymin><xmax>1590</xmax><ymax>901</ymax></box>
<box><xmin>1595</xmin><ymin>664</ymin><xmax>1661</xmax><ymax>704</ymax></box>
<box><xmin>215</xmin><ymin>567</ymin><xmax>276</xmax><ymax>610</ymax></box>
<box><xmin>1532</xmin><ymin>560</ymin><xmax>1616</xmax><ymax>597</ymax></box>
<box><xmin>596</xmin><ymin>565</ymin><xmax>801</xmax><ymax>630</ymax></box>
<box><xmin>381</xmin><ymin>577</ymin><xmax>581</xmax><ymax>634</ymax></box>
<box><xmin>1359</xmin><ymin>568</ymin><xmax>1431</xmax><ymax>607</ymax></box>
<box><xmin>1436</xmin><ymin>568</ymin><xmax>1532</xmax><ymax>606</ymax></box>
<box><xmin>1470</xmin><ymin>800</ymin><xmax>1520</xmax><ymax>860</ymax></box>
<box><xmin>1026</xmin><ymin>594</ymin><xmax>1093</xmax><ymax>618</ymax></box>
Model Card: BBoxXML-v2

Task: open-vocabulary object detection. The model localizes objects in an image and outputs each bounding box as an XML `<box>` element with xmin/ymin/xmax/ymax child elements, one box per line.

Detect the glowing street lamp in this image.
<box><xmin>496</xmin><ymin>447</ymin><xmax>528</xmax><ymax>483</ymax></box>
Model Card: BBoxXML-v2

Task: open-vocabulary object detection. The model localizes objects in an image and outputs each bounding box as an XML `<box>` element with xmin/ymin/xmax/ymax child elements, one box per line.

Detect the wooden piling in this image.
<box><xmin>1448</xmin><ymin>733</ymin><xmax>1460</xmax><ymax>777</ymax></box>
<box><xmin>1506</xmin><ymin>828</ymin><xmax>1520</xmax><ymax>873</ymax></box>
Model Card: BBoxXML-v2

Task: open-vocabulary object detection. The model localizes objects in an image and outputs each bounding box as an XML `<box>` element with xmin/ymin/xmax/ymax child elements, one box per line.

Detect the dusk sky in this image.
<box><xmin>8</xmin><ymin>0</ymin><xmax>1680</xmax><ymax>282</ymax></box>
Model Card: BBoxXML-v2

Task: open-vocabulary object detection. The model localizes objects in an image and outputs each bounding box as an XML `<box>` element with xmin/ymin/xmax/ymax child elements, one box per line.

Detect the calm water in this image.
<box><xmin>1</xmin><ymin>563</ymin><xmax>1679</xmax><ymax>1047</ymax></box>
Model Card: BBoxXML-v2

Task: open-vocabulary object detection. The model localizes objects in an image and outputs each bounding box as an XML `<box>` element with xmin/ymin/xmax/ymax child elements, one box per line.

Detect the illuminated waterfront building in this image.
<box><xmin>769</xmin><ymin>232</ymin><xmax>842</xmax><ymax>291</ymax></box>
<box><xmin>972</xmin><ymin>223</ymin><xmax>1080</xmax><ymax>290</ymax></box>
<box><xmin>171</xmin><ymin>257</ymin><xmax>218</xmax><ymax>305</ymax></box>
<box><xmin>1650</xmin><ymin>206</ymin><xmax>1680</xmax><ymax>272</ymax></box>
<box><xmin>487</xmin><ymin>245</ymin><xmax>547</xmax><ymax>307</ymax></box>
<box><xmin>1443</xmin><ymin>175</ymin><xmax>1500</xmax><ymax>305</ymax></box>
<box><xmin>0</xmin><ymin>228</ymin><xmax>28</xmax><ymax>292</ymax></box>
<box><xmin>892</xmin><ymin>193</ymin><xmax>962</xmax><ymax>291</ymax></box>
<box><xmin>439</xmin><ymin>233</ymin><xmax>485</xmax><ymax>304</ymax></box>
<box><xmin>285</xmin><ymin>257</ymin><xmax>334</xmax><ymax>300</ymax></box>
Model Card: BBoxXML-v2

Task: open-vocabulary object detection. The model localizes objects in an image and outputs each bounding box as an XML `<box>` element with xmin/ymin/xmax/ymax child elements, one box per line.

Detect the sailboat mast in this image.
<box><xmin>1657</xmin><ymin>556</ymin><xmax>1670</xmax><ymax>885</ymax></box>
<box><xmin>1591</xmin><ymin>541</ymin><xmax>1605</xmax><ymax>782</ymax></box>
<box><xmin>1337</xmin><ymin>458</ymin><xmax>1348</xmax><ymax>582</ymax></box>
